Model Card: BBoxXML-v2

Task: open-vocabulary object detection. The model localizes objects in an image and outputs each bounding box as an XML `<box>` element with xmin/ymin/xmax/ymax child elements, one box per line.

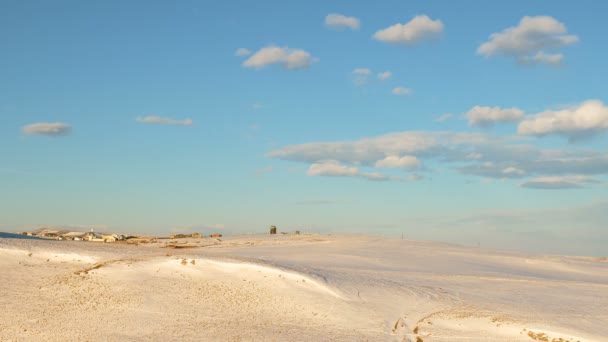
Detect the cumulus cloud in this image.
<box><xmin>375</xmin><ymin>155</ymin><xmax>421</xmax><ymax>170</ymax></box>
<box><xmin>374</xmin><ymin>15</ymin><xmax>444</xmax><ymax>45</ymax></box>
<box><xmin>377</xmin><ymin>71</ymin><xmax>392</xmax><ymax>80</ymax></box>
<box><xmin>22</xmin><ymin>122</ymin><xmax>72</xmax><ymax>136</ymax></box>
<box><xmin>518</xmin><ymin>100</ymin><xmax>608</xmax><ymax>141</ymax></box>
<box><xmin>325</xmin><ymin>13</ymin><xmax>360</xmax><ymax>30</ymax></box>
<box><xmin>234</xmin><ymin>48</ymin><xmax>251</xmax><ymax>57</ymax></box>
<box><xmin>392</xmin><ymin>87</ymin><xmax>411</xmax><ymax>95</ymax></box>
<box><xmin>466</xmin><ymin>106</ymin><xmax>524</xmax><ymax>127</ymax></box>
<box><xmin>520</xmin><ymin>175</ymin><xmax>598</xmax><ymax>189</ymax></box>
<box><xmin>136</xmin><ymin>116</ymin><xmax>193</xmax><ymax>126</ymax></box>
<box><xmin>477</xmin><ymin>16</ymin><xmax>578</xmax><ymax>66</ymax></box>
<box><xmin>243</xmin><ymin>46</ymin><xmax>316</xmax><ymax>69</ymax></box>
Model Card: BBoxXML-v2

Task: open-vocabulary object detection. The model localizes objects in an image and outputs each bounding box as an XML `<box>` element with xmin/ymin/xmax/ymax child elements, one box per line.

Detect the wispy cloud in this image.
<box><xmin>435</xmin><ymin>113</ymin><xmax>453</xmax><ymax>122</ymax></box>
<box><xmin>234</xmin><ymin>48</ymin><xmax>251</xmax><ymax>56</ymax></box>
<box><xmin>136</xmin><ymin>116</ymin><xmax>193</xmax><ymax>126</ymax></box>
<box><xmin>377</xmin><ymin>71</ymin><xmax>392</xmax><ymax>80</ymax></box>
<box><xmin>392</xmin><ymin>87</ymin><xmax>412</xmax><ymax>95</ymax></box>
<box><xmin>22</xmin><ymin>122</ymin><xmax>71</xmax><ymax>136</ymax></box>
<box><xmin>352</xmin><ymin>68</ymin><xmax>373</xmax><ymax>85</ymax></box>
<box><xmin>255</xmin><ymin>165</ymin><xmax>273</xmax><ymax>175</ymax></box>
<box><xmin>520</xmin><ymin>175</ymin><xmax>599</xmax><ymax>189</ymax></box>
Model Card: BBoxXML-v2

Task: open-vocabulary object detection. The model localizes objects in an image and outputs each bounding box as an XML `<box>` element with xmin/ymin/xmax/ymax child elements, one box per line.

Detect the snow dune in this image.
<box><xmin>0</xmin><ymin>234</ymin><xmax>606</xmax><ymax>341</ymax></box>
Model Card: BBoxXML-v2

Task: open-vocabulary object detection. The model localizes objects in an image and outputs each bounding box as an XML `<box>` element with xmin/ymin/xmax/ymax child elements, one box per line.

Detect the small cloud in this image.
<box><xmin>307</xmin><ymin>160</ymin><xmax>397</xmax><ymax>182</ymax></box>
<box><xmin>307</xmin><ymin>160</ymin><xmax>359</xmax><ymax>177</ymax></box>
<box><xmin>435</xmin><ymin>113</ymin><xmax>453</xmax><ymax>122</ymax></box>
<box><xmin>243</xmin><ymin>46</ymin><xmax>317</xmax><ymax>70</ymax></box>
<box><xmin>352</xmin><ymin>68</ymin><xmax>372</xmax><ymax>75</ymax></box>
<box><xmin>234</xmin><ymin>48</ymin><xmax>251</xmax><ymax>57</ymax></box>
<box><xmin>377</xmin><ymin>71</ymin><xmax>392</xmax><ymax>80</ymax></box>
<box><xmin>502</xmin><ymin>167</ymin><xmax>526</xmax><ymax>176</ymax></box>
<box><xmin>477</xmin><ymin>16</ymin><xmax>578</xmax><ymax>66</ymax></box>
<box><xmin>251</xmin><ymin>103</ymin><xmax>265</xmax><ymax>110</ymax></box>
<box><xmin>465</xmin><ymin>152</ymin><xmax>483</xmax><ymax>160</ymax></box>
<box><xmin>352</xmin><ymin>68</ymin><xmax>372</xmax><ymax>85</ymax></box>
<box><xmin>374</xmin><ymin>15</ymin><xmax>444</xmax><ymax>45</ymax></box>
<box><xmin>392</xmin><ymin>87</ymin><xmax>412</xmax><ymax>95</ymax></box>
<box><xmin>325</xmin><ymin>13</ymin><xmax>360</xmax><ymax>30</ymax></box>
<box><xmin>521</xmin><ymin>175</ymin><xmax>599</xmax><ymax>189</ymax></box>
<box><xmin>136</xmin><ymin>116</ymin><xmax>193</xmax><ymax>126</ymax></box>
<box><xmin>519</xmin><ymin>52</ymin><xmax>564</xmax><ymax>66</ymax></box>
<box><xmin>466</xmin><ymin>106</ymin><xmax>524</xmax><ymax>128</ymax></box>
<box><xmin>22</xmin><ymin>122</ymin><xmax>72</xmax><ymax>136</ymax></box>
<box><xmin>255</xmin><ymin>165</ymin><xmax>273</xmax><ymax>175</ymax></box>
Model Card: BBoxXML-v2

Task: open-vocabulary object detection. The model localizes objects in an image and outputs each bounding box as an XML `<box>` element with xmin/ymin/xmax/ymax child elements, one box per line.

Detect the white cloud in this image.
<box><xmin>234</xmin><ymin>48</ymin><xmax>251</xmax><ymax>57</ymax></box>
<box><xmin>243</xmin><ymin>46</ymin><xmax>316</xmax><ymax>70</ymax></box>
<box><xmin>374</xmin><ymin>15</ymin><xmax>444</xmax><ymax>45</ymax></box>
<box><xmin>22</xmin><ymin>122</ymin><xmax>72</xmax><ymax>136</ymax></box>
<box><xmin>268</xmin><ymin>130</ymin><xmax>608</xmax><ymax>189</ymax></box>
<box><xmin>520</xmin><ymin>175</ymin><xmax>597</xmax><ymax>189</ymax></box>
<box><xmin>307</xmin><ymin>160</ymin><xmax>359</xmax><ymax>177</ymax></box>
<box><xmin>251</xmin><ymin>103</ymin><xmax>265</xmax><ymax>110</ymax></box>
<box><xmin>466</xmin><ymin>106</ymin><xmax>524</xmax><ymax>127</ymax></box>
<box><xmin>325</xmin><ymin>13</ymin><xmax>360</xmax><ymax>30</ymax></box>
<box><xmin>377</xmin><ymin>71</ymin><xmax>392</xmax><ymax>80</ymax></box>
<box><xmin>392</xmin><ymin>87</ymin><xmax>412</xmax><ymax>95</ymax></box>
<box><xmin>307</xmin><ymin>160</ymin><xmax>396</xmax><ymax>182</ymax></box>
<box><xmin>136</xmin><ymin>116</ymin><xmax>193</xmax><ymax>126</ymax></box>
<box><xmin>435</xmin><ymin>113</ymin><xmax>453</xmax><ymax>122</ymax></box>
<box><xmin>477</xmin><ymin>16</ymin><xmax>578</xmax><ymax>66</ymax></box>
<box><xmin>375</xmin><ymin>155</ymin><xmax>421</xmax><ymax>170</ymax></box>
<box><xmin>502</xmin><ymin>167</ymin><xmax>526</xmax><ymax>176</ymax></box>
<box><xmin>518</xmin><ymin>100</ymin><xmax>608</xmax><ymax>140</ymax></box>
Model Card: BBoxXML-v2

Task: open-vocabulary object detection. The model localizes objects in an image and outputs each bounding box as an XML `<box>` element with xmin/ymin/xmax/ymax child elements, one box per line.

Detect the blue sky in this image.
<box><xmin>1</xmin><ymin>1</ymin><xmax>607</xmax><ymax>255</ymax></box>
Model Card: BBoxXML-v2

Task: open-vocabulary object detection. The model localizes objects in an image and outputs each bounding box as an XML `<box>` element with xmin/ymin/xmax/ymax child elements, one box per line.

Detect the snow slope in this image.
<box><xmin>0</xmin><ymin>234</ymin><xmax>606</xmax><ymax>341</ymax></box>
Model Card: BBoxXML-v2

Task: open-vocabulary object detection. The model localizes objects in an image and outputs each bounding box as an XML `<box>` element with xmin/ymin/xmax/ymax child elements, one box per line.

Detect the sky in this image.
<box><xmin>1</xmin><ymin>0</ymin><xmax>607</xmax><ymax>256</ymax></box>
